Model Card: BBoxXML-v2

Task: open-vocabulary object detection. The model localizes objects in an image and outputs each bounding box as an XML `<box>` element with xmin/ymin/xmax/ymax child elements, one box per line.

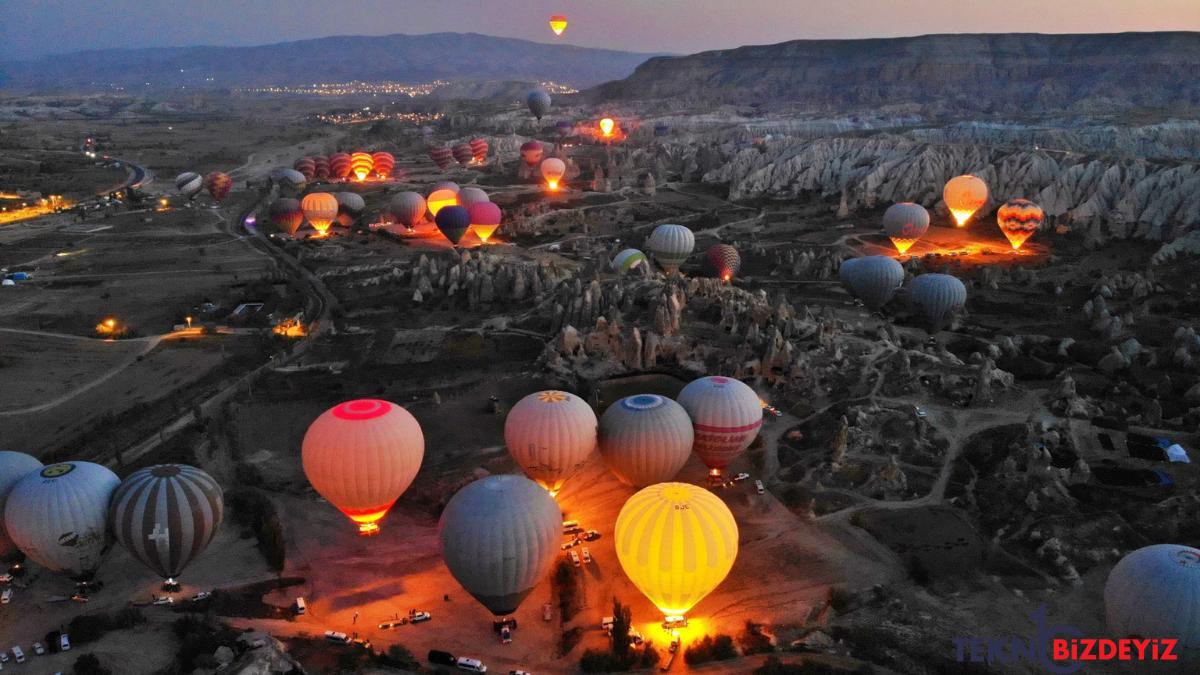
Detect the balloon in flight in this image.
<box><xmin>838</xmin><ymin>255</ymin><xmax>905</xmax><ymax>311</ymax></box>
<box><xmin>612</xmin><ymin>248</ymin><xmax>648</xmax><ymax>274</ymax></box>
<box><xmin>548</xmin><ymin>15</ymin><xmax>568</xmax><ymax>36</ymax></box>
<box><xmin>1105</xmin><ymin>544</ymin><xmax>1200</xmax><ymax>660</ymax></box>
<box><xmin>645</xmin><ymin>224</ymin><xmax>695</xmax><ymax>274</ymax></box>
<box><xmin>527</xmin><ymin>91</ymin><xmax>551</xmax><ymax>120</ymax></box>
<box><xmin>909</xmin><ymin>273</ymin><xmax>967</xmax><ymax>333</ymax></box>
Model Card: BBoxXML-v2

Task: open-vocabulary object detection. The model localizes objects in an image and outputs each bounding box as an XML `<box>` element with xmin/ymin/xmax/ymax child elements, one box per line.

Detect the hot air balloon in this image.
<box><xmin>548</xmin><ymin>15</ymin><xmax>568</xmax><ymax>36</ymax></box>
<box><xmin>527</xmin><ymin>91</ymin><xmax>551</xmax><ymax>121</ymax></box>
<box><xmin>203</xmin><ymin>171</ymin><xmax>232</xmax><ymax>202</ymax></box>
<box><xmin>427</xmin><ymin>188</ymin><xmax>459</xmax><ymax>219</ymax></box>
<box><xmin>439</xmin><ymin>475</ymin><xmax>560</xmax><ymax>616</ymax></box>
<box><xmin>705</xmin><ymin>244</ymin><xmax>741</xmax><ymax>281</ymax></box>
<box><xmin>504</xmin><ymin>390</ymin><xmax>598</xmax><ymax>495</ymax></box>
<box><xmin>611</xmin><ymin>248</ymin><xmax>647</xmax><ymax>274</ymax></box>
<box><xmin>1105</xmin><ymin>544</ymin><xmax>1200</xmax><ymax>660</ymax></box>
<box><xmin>882</xmin><ymin>202</ymin><xmax>930</xmax><ymax>255</ymax></box>
<box><xmin>328</xmin><ymin>152</ymin><xmax>352</xmax><ymax>180</ymax></box>
<box><xmin>615</xmin><ymin>482</ymin><xmax>738</xmax><ymax>617</ymax></box>
<box><xmin>540</xmin><ymin>157</ymin><xmax>566</xmax><ymax>190</ymax></box>
<box><xmin>293</xmin><ymin>157</ymin><xmax>316</xmax><ymax>182</ymax></box>
<box><xmin>274</xmin><ymin>168</ymin><xmax>307</xmax><ymax>194</ymax></box>
<box><xmin>838</xmin><ymin>255</ymin><xmax>904</xmax><ymax>311</ymax></box>
<box><xmin>433</xmin><ymin>181</ymin><xmax>461</xmax><ymax>194</ymax></box>
<box><xmin>599</xmin><ymin>117</ymin><xmax>616</xmax><ymax>138</ymax></box>
<box><xmin>302</xmin><ymin>399</ymin><xmax>424</xmax><ymax>535</ymax></box>
<box><xmin>909</xmin><ymin>273</ymin><xmax>967</xmax><ymax>333</ymax></box>
<box><xmin>646</xmin><ymin>224</ymin><xmax>695</xmax><ymax>274</ymax></box>
<box><xmin>469</xmin><ymin>138</ymin><xmax>489</xmax><ymax>164</ymax></box>
<box><xmin>468</xmin><ymin>202</ymin><xmax>502</xmax><ymax>244</ymax></box>
<box><xmin>313</xmin><ymin>156</ymin><xmax>331</xmax><ymax>181</ymax></box>
<box><xmin>677</xmin><ymin>376</ymin><xmax>762</xmax><ymax>478</ymax></box>
<box><xmin>301</xmin><ymin>192</ymin><xmax>338</xmax><ymax>235</ymax></box>
<box><xmin>943</xmin><ymin>174</ymin><xmax>988</xmax><ymax>227</ymax></box>
<box><xmin>996</xmin><ymin>198</ymin><xmax>1044</xmax><ymax>250</ymax></box>
<box><xmin>0</xmin><ymin>451</ymin><xmax>42</xmax><ymax>559</ymax></box>
<box><xmin>109</xmin><ymin>464</ymin><xmax>223</xmax><ymax>583</ymax></box>
<box><xmin>554</xmin><ymin>120</ymin><xmax>573</xmax><ymax>138</ymax></box>
<box><xmin>520</xmin><ymin>140</ymin><xmax>544</xmax><ymax>167</ymax></box>
<box><xmin>175</xmin><ymin>172</ymin><xmax>203</xmax><ymax>200</ymax></box>
<box><xmin>600</xmin><ymin>395</ymin><xmax>694</xmax><ymax>488</ymax></box>
<box><xmin>435</xmin><ymin>205</ymin><xmax>472</xmax><ymax>246</ymax></box>
<box><xmin>429</xmin><ymin>146</ymin><xmax>454</xmax><ymax>171</ymax></box>
<box><xmin>269</xmin><ymin>197</ymin><xmax>303</xmax><ymax>236</ymax></box>
<box><xmin>390</xmin><ymin>192</ymin><xmax>427</xmax><ymax>230</ymax></box>
<box><xmin>4</xmin><ymin>462</ymin><xmax>120</xmax><ymax>581</ymax></box>
<box><xmin>349</xmin><ymin>152</ymin><xmax>374</xmax><ymax>181</ymax></box>
<box><xmin>371</xmin><ymin>151</ymin><xmax>395</xmax><ymax>179</ymax></box>
<box><xmin>458</xmin><ymin>187</ymin><xmax>489</xmax><ymax>209</ymax></box>
<box><xmin>335</xmin><ymin>192</ymin><xmax>366</xmax><ymax>227</ymax></box>
<box><xmin>452</xmin><ymin>143</ymin><xmax>474</xmax><ymax>168</ymax></box>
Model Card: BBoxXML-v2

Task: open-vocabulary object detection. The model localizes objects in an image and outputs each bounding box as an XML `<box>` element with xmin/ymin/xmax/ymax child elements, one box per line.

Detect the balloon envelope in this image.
<box><xmin>390</xmin><ymin>192</ymin><xmax>427</xmax><ymax>229</ymax></box>
<box><xmin>996</xmin><ymin>198</ymin><xmax>1044</xmax><ymax>250</ymax></box>
<box><xmin>646</xmin><ymin>224</ymin><xmax>695</xmax><ymax>274</ymax></box>
<box><xmin>439</xmin><ymin>475</ymin><xmax>560</xmax><ymax>616</ymax></box>
<box><xmin>301</xmin><ymin>192</ymin><xmax>339</xmax><ymax>233</ymax></box>
<box><xmin>452</xmin><ymin>143</ymin><xmax>474</xmax><ymax>167</ymax></box>
<box><xmin>909</xmin><ymin>273</ymin><xmax>967</xmax><ymax>333</ymax></box>
<box><xmin>435</xmin><ymin>205</ymin><xmax>472</xmax><ymax>246</ymax></box>
<box><xmin>612</xmin><ymin>248</ymin><xmax>647</xmax><ymax>274</ymax></box>
<box><xmin>540</xmin><ymin>158</ymin><xmax>566</xmax><ymax>188</ymax></box>
<box><xmin>504</xmin><ymin>390</ymin><xmax>597</xmax><ymax>494</ymax></box>
<box><xmin>203</xmin><ymin>172</ymin><xmax>232</xmax><ymax>202</ymax></box>
<box><xmin>704</xmin><ymin>244</ymin><xmax>741</xmax><ymax>281</ymax></box>
<box><xmin>336</xmin><ymin>191</ymin><xmax>366</xmax><ymax>227</ymax></box>
<box><xmin>427</xmin><ymin>189</ymin><xmax>459</xmax><ymax>220</ymax></box>
<box><xmin>943</xmin><ymin>174</ymin><xmax>988</xmax><ymax>226</ymax></box>
<box><xmin>429</xmin><ymin>147</ymin><xmax>453</xmax><ymax>171</ymax></box>
<box><xmin>293</xmin><ymin>157</ymin><xmax>316</xmax><ymax>181</ymax></box>
<box><xmin>269</xmin><ymin>197</ymin><xmax>303</xmax><ymax>235</ymax></box>
<box><xmin>458</xmin><ymin>187</ymin><xmax>490</xmax><ymax>209</ymax></box>
<box><xmin>175</xmin><ymin>172</ymin><xmax>202</xmax><ymax>199</ymax></box>
<box><xmin>468</xmin><ymin>201</ymin><xmax>502</xmax><ymax>243</ymax></box>
<box><xmin>349</xmin><ymin>152</ymin><xmax>374</xmax><ymax>181</ymax></box>
<box><xmin>1105</xmin><ymin>544</ymin><xmax>1200</xmax><ymax>660</ymax></box>
<box><xmin>328</xmin><ymin>153</ymin><xmax>352</xmax><ymax>179</ymax></box>
<box><xmin>520</xmin><ymin>141</ymin><xmax>544</xmax><ymax>167</ymax></box>
<box><xmin>600</xmin><ymin>395</ymin><xmax>694</xmax><ymax>488</ymax></box>
<box><xmin>469</xmin><ymin>138</ymin><xmax>489</xmax><ymax>164</ymax></box>
<box><xmin>109</xmin><ymin>464</ymin><xmax>224</xmax><ymax>580</ymax></box>
<box><xmin>549</xmin><ymin>15</ymin><xmax>568</xmax><ymax>36</ymax></box>
<box><xmin>615</xmin><ymin>482</ymin><xmax>738</xmax><ymax>615</ymax></box>
<box><xmin>677</xmin><ymin>376</ymin><xmax>762</xmax><ymax>473</ymax></box>
<box><xmin>839</xmin><ymin>255</ymin><xmax>905</xmax><ymax>311</ymax></box>
<box><xmin>302</xmin><ymin>399</ymin><xmax>424</xmax><ymax>535</ymax></box>
<box><xmin>882</xmin><ymin>202</ymin><xmax>930</xmax><ymax>255</ymax></box>
<box><xmin>527</xmin><ymin>91</ymin><xmax>551</xmax><ymax>120</ymax></box>
<box><xmin>4</xmin><ymin>461</ymin><xmax>120</xmax><ymax>580</ymax></box>
<box><xmin>0</xmin><ymin>451</ymin><xmax>43</xmax><ymax>558</ymax></box>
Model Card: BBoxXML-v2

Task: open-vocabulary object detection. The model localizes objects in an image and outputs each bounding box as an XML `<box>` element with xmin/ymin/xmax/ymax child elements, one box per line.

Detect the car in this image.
<box><xmin>59</xmin><ymin>634</ymin><xmax>70</xmax><ymax>651</ymax></box>
<box><xmin>733</xmin><ymin>472</ymin><xmax>750</xmax><ymax>482</ymax></box>
<box><xmin>509</xmin><ymin>671</ymin><xmax>532</xmax><ymax>675</ymax></box>
<box><xmin>542</xmin><ymin>603</ymin><xmax>553</xmax><ymax>621</ymax></box>
<box><xmin>915</xmin><ymin>406</ymin><xmax>928</xmax><ymax>418</ymax></box>
<box><xmin>601</xmin><ymin>616</ymin><xmax>614</xmax><ymax>634</ymax></box>
<box><xmin>323</xmin><ymin>630</ymin><xmax>351</xmax><ymax>644</ymax></box>
<box><xmin>153</xmin><ymin>596</ymin><xmax>174</xmax><ymax>605</ymax></box>
<box><xmin>560</xmin><ymin>539</ymin><xmax>582</xmax><ymax>550</ymax></box>
<box><xmin>294</xmin><ymin>597</ymin><xmax>306</xmax><ymax>615</ymax></box>
<box><xmin>409</xmin><ymin>609</ymin><xmax>432</xmax><ymax>623</ymax></box>
<box><xmin>629</xmin><ymin>628</ymin><xmax>644</xmax><ymax>646</ymax></box>
<box><xmin>456</xmin><ymin>656</ymin><xmax>488</xmax><ymax>672</ymax></box>
<box><xmin>569</xmin><ymin>550</ymin><xmax>580</xmax><ymax>567</ymax></box>
<box><xmin>561</xmin><ymin>520</ymin><xmax>579</xmax><ymax>529</ymax></box>
<box><xmin>0</xmin><ymin>652</ymin><xmax>9</xmax><ymax>663</ymax></box>
<box><xmin>353</xmin><ymin>638</ymin><xmax>372</xmax><ymax>649</ymax></box>
<box><xmin>378</xmin><ymin>619</ymin><xmax>408</xmax><ymax>630</ymax></box>
<box><xmin>10</xmin><ymin>647</ymin><xmax>23</xmax><ymax>664</ymax></box>
<box><xmin>499</xmin><ymin>625</ymin><xmax>512</xmax><ymax>644</ymax></box>
<box><xmin>70</xmin><ymin>593</ymin><xmax>89</xmax><ymax>603</ymax></box>
<box><xmin>0</xmin><ymin>589</ymin><xmax>11</xmax><ymax>604</ymax></box>
<box><xmin>755</xmin><ymin>479</ymin><xmax>765</xmax><ymax>495</ymax></box>
<box><xmin>581</xmin><ymin>530</ymin><xmax>601</xmax><ymax>542</ymax></box>
<box><xmin>581</xmin><ymin>548</ymin><xmax>592</xmax><ymax>564</ymax></box>
<box><xmin>32</xmin><ymin>643</ymin><xmax>44</xmax><ymax>656</ymax></box>
<box><xmin>190</xmin><ymin>591</ymin><xmax>211</xmax><ymax>602</ymax></box>
<box><xmin>428</xmin><ymin>650</ymin><xmax>456</xmax><ymax>666</ymax></box>
<box><xmin>562</xmin><ymin>526</ymin><xmax>583</xmax><ymax>536</ymax></box>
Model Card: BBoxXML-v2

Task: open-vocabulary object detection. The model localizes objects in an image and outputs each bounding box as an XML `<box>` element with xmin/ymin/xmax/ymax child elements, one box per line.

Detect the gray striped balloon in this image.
<box><xmin>109</xmin><ymin>464</ymin><xmax>223</xmax><ymax>580</ymax></box>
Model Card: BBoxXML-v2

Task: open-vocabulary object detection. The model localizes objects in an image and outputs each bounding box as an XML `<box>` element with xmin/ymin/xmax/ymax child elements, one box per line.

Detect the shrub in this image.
<box><xmin>558</xmin><ymin>626</ymin><xmax>584</xmax><ymax>657</ymax></box>
<box><xmin>378</xmin><ymin>644</ymin><xmax>419</xmax><ymax>670</ymax></box>
<box><xmin>73</xmin><ymin>653</ymin><xmax>112</xmax><ymax>675</ymax></box>
<box><xmin>552</xmin><ymin>558</ymin><xmax>581</xmax><ymax>621</ymax></box>
<box><xmin>580</xmin><ymin>649</ymin><xmax>627</xmax><ymax>673</ymax></box>
<box><xmin>683</xmin><ymin>634</ymin><xmax>738</xmax><ymax>665</ymax></box>
<box><xmin>226</xmin><ymin>487</ymin><xmax>286</xmax><ymax>571</ymax></box>
<box><xmin>740</xmin><ymin>620</ymin><xmax>775</xmax><ymax>655</ymax></box>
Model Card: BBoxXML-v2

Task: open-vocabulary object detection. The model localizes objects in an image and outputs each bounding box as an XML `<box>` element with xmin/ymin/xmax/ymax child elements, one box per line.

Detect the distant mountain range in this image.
<box><xmin>0</xmin><ymin>33</ymin><xmax>660</xmax><ymax>91</ymax></box>
<box><xmin>589</xmin><ymin>32</ymin><xmax>1200</xmax><ymax>113</ymax></box>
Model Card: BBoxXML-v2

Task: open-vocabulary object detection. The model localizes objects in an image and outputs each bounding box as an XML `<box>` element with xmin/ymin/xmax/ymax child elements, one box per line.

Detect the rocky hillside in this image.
<box><xmin>590</xmin><ymin>32</ymin><xmax>1200</xmax><ymax>113</ymax></box>
<box><xmin>0</xmin><ymin>33</ymin><xmax>658</xmax><ymax>91</ymax></box>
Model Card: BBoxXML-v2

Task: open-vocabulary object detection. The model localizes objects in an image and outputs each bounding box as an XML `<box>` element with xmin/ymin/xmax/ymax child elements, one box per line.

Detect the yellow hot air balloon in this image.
<box><xmin>549</xmin><ymin>15</ymin><xmax>568</xmax><ymax>37</ymax></box>
<box><xmin>350</xmin><ymin>152</ymin><xmax>374</xmax><ymax>181</ymax></box>
<box><xmin>599</xmin><ymin>117</ymin><xmax>615</xmax><ymax>138</ymax></box>
<box><xmin>301</xmin><ymin>192</ymin><xmax>339</xmax><ymax>235</ymax></box>
<box><xmin>996</xmin><ymin>198</ymin><xmax>1044</xmax><ymax>250</ymax></box>
<box><xmin>943</xmin><ymin>174</ymin><xmax>989</xmax><ymax>227</ymax></box>
<box><xmin>427</xmin><ymin>188</ymin><xmax>459</xmax><ymax>218</ymax></box>
<box><xmin>615</xmin><ymin>482</ymin><xmax>738</xmax><ymax>617</ymax></box>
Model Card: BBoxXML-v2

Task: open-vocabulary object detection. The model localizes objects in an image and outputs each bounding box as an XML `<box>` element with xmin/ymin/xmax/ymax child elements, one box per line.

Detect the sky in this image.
<box><xmin>3</xmin><ymin>0</ymin><xmax>1200</xmax><ymax>60</ymax></box>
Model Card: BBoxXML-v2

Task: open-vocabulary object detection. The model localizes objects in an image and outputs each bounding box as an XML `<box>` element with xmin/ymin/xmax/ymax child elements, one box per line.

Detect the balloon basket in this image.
<box><xmin>357</xmin><ymin>522</ymin><xmax>381</xmax><ymax>536</ymax></box>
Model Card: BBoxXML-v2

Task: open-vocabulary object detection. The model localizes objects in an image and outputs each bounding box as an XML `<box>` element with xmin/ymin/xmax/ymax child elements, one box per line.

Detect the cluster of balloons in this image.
<box><xmin>174</xmin><ymin>171</ymin><xmax>232</xmax><ymax>203</ymax></box>
<box><xmin>429</xmin><ymin>138</ymin><xmax>489</xmax><ymax>171</ymax></box>
<box><xmin>839</xmin><ymin>256</ymin><xmax>968</xmax><ymax>332</ymax></box>
<box><xmin>883</xmin><ymin>175</ymin><xmax>1046</xmax><ymax>254</ymax></box>
<box><xmin>614</xmin><ymin>224</ymin><xmax>741</xmax><ymax>282</ymax></box>
<box><xmin>0</xmin><ymin>451</ymin><xmax>223</xmax><ymax>587</ymax></box>
<box><xmin>294</xmin><ymin>151</ymin><xmax>399</xmax><ymax>182</ymax></box>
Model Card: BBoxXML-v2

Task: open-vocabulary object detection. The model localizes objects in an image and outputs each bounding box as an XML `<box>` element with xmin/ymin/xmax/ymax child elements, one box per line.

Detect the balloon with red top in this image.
<box><xmin>677</xmin><ymin>376</ymin><xmax>763</xmax><ymax>479</ymax></box>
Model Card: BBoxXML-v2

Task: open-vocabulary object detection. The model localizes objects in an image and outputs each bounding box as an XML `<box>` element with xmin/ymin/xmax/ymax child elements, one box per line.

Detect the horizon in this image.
<box><xmin>4</xmin><ymin>0</ymin><xmax>1200</xmax><ymax>60</ymax></box>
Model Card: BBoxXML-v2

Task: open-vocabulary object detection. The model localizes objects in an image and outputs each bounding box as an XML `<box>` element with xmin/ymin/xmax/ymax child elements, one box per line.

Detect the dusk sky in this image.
<box><xmin>4</xmin><ymin>0</ymin><xmax>1200</xmax><ymax>60</ymax></box>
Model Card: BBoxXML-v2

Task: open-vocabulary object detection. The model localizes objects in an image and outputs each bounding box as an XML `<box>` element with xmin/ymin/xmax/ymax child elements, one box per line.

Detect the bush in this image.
<box><xmin>73</xmin><ymin>653</ymin><xmax>112</xmax><ymax>675</ymax></box>
<box><xmin>378</xmin><ymin>644</ymin><xmax>419</xmax><ymax>670</ymax></box>
<box><xmin>740</xmin><ymin>620</ymin><xmax>775</xmax><ymax>655</ymax></box>
<box><xmin>552</xmin><ymin>558</ymin><xmax>581</xmax><ymax>621</ymax></box>
<box><xmin>226</xmin><ymin>487</ymin><xmax>286</xmax><ymax>571</ymax></box>
<box><xmin>580</xmin><ymin>649</ymin><xmax>627</xmax><ymax>673</ymax></box>
<box><xmin>558</xmin><ymin>626</ymin><xmax>584</xmax><ymax>657</ymax></box>
<box><xmin>67</xmin><ymin>608</ymin><xmax>145</xmax><ymax>645</ymax></box>
<box><xmin>683</xmin><ymin>634</ymin><xmax>738</xmax><ymax>665</ymax></box>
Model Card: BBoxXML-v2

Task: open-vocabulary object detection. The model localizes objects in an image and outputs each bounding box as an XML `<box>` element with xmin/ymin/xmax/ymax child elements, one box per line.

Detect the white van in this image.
<box><xmin>10</xmin><ymin>647</ymin><xmax>23</xmax><ymax>664</ymax></box>
<box><xmin>456</xmin><ymin>656</ymin><xmax>487</xmax><ymax>672</ymax></box>
<box><xmin>323</xmin><ymin>630</ymin><xmax>351</xmax><ymax>644</ymax></box>
<box><xmin>294</xmin><ymin>597</ymin><xmax>306</xmax><ymax>615</ymax></box>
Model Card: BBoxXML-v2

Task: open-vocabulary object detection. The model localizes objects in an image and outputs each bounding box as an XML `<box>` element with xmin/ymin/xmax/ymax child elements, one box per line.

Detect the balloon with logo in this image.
<box><xmin>996</xmin><ymin>198</ymin><xmax>1044</xmax><ymax>250</ymax></box>
<box><xmin>504</xmin><ymin>390</ymin><xmax>598</xmax><ymax>495</ymax></box>
<box><xmin>943</xmin><ymin>174</ymin><xmax>988</xmax><ymax>226</ymax></box>
<box><xmin>677</xmin><ymin>375</ymin><xmax>762</xmax><ymax>477</ymax></box>
<box><xmin>882</xmin><ymin>202</ymin><xmax>930</xmax><ymax>255</ymax></box>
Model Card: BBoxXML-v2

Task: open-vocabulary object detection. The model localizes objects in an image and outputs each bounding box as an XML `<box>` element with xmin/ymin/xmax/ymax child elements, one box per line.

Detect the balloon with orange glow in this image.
<box><xmin>469</xmin><ymin>137</ymin><xmax>489</xmax><ymax>164</ymax></box>
<box><xmin>615</xmin><ymin>482</ymin><xmax>739</xmax><ymax>616</ymax></box>
<box><xmin>349</xmin><ymin>152</ymin><xmax>374</xmax><ymax>181</ymax></box>
<box><xmin>549</xmin><ymin>14</ymin><xmax>568</xmax><ymax>36</ymax></box>
<box><xmin>313</xmin><ymin>156</ymin><xmax>330</xmax><ymax>181</ymax></box>
<box><xmin>996</xmin><ymin>198</ymin><xmax>1044</xmax><ymax>250</ymax></box>
<box><xmin>677</xmin><ymin>375</ymin><xmax>762</xmax><ymax>475</ymax></box>
<box><xmin>520</xmin><ymin>140</ymin><xmax>544</xmax><ymax>167</ymax></box>
<box><xmin>426</xmin><ymin>188</ymin><xmax>459</xmax><ymax>218</ymax></box>
<box><xmin>300</xmin><ymin>192</ymin><xmax>338</xmax><ymax>234</ymax></box>
<box><xmin>371</xmin><ymin>151</ymin><xmax>395</xmax><ymax>179</ymax></box>
<box><xmin>504</xmin><ymin>390</ymin><xmax>598</xmax><ymax>495</ymax></box>
<box><xmin>468</xmin><ymin>201</ymin><xmax>502</xmax><ymax>243</ymax></box>
<box><xmin>599</xmin><ymin>117</ymin><xmax>616</xmax><ymax>138</ymax></box>
<box><xmin>390</xmin><ymin>191</ymin><xmax>427</xmax><ymax>230</ymax></box>
<box><xmin>335</xmin><ymin>192</ymin><xmax>366</xmax><ymax>227</ymax></box>
<box><xmin>293</xmin><ymin>157</ymin><xmax>316</xmax><ymax>182</ymax></box>
<box><xmin>882</xmin><ymin>202</ymin><xmax>930</xmax><ymax>255</ymax></box>
<box><xmin>704</xmin><ymin>244</ymin><xmax>741</xmax><ymax>281</ymax></box>
<box><xmin>301</xmin><ymin>399</ymin><xmax>424</xmax><ymax>535</ymax></box>
<box><xmin>943</xmin><ymin>174</ymin><xmax>989</xmax><ymax>226</ymax></box>
<box><xmin>269</xmin><ymin>197</ymin><xmax>303</xmax><ymax>236</ymax></box>
<box><xmin>328</xmin><ymin>152</ymin><xmax>352</xmax><ymax>180</ymax></box>
<box><xmin>202</xmin><ymin>171</ymin><xmax>232</xmax><ymax>202</ymax></box>
<box><xmin>452</xmin><ymin>143</ymin><xmax>474</xmax><ymax>168</ymax></box>
<box><xmin>540</xmin><ymin>157</ymin><xmax>566</xmax><ymax>190</ymax></box>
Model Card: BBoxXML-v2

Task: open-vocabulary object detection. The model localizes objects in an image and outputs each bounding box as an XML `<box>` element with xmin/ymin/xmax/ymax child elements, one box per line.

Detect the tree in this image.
<box><xmin>73</xmin><ymin>653</ymin><xmax>113</xmax><ymax>675</ymax></box>
<box><xmin>611</xmin><ymin>597</ymin><xmax>632</xmax><ymax>660</ymax></box>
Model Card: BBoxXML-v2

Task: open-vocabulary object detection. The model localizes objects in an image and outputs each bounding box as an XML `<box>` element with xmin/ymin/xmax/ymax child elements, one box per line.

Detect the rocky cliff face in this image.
<box><xmin>590</xmin><ymin>32</ymin><xmax>1200</xmax><ymax>114</ymax></box>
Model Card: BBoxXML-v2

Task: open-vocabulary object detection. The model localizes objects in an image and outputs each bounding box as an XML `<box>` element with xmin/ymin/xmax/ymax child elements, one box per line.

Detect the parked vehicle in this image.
<box><xmin>60</xmin><ymin>634</ymin><xmax>70</xmax><ymax>651</ymax></box>
<box><xmin>190</xmin><ymin>591</ymin><xmax>211</xmax><ymax>602</ymax></box>
<box><xmin>0</xmin><ymin>589</ymin><xmax>11</xmax><ymax>604</ymax></box>
<box><xmin>755</xmin><ymin>479</ymin><xmax>765</xmax><ymax>495</ymax></box>
<box><xmin>542</xmin><ymin>603</ymin><xmax>553</xmax><ymax>621</ymax></box>
<box><xmin>561</xmin><ymin>520</ymin><xmax>579</xmax><ymax>529</ymax></box>
<box><xmin>581</xmin><ymin>548</ymin><xmax>592</xmax><ymax>564</ymax></box>
<box><xmin>32</xmin><ymin>643</ymin><xmax>44</xmax><ymax>656</ymax></box>
<box><xmin>580</xmin><ymin>530</ymin><xmax>601</xmax><ymax>541</ymax></box>
<box><xmin>152</xmin><ymin>596</ymin><xmax>174</xmax><ymax>606</ymax></box>
<box><xmin>294</xmin><ymin>597</ymin><xmax>306</xmax><ymax>615</ymax></box>
<box><xmin>561</xmin><ymin>538</ymin><xmax>582</xmax><ymax>550</ymax></box>
<box><xmin>428</xmin><ymin>650</ymin><xmax>456</xmax><ymax>666</ymax></box>
<box><xmin>410</xmin><ymin>609</ymin><xmax>432</xmax><ymax>623</ymax></box>
<box><xmin>10</xmin><ymin>647</ymin><xmax>23</xmax><ymax>664</ymax></box>
<box><xmin>378</xmin><ymin>619</ymin><xmax>407</xmax><ymax>630</ymax></box>
<box><xmin>323</xmin><ymin>630</ymin><xmax>351</xmax><ymax>645</ymax></box>
<box><xmin>569</xmin><ymin>550</ymin><xmax>580</xmax><ymax>567</ymax></box>
<box><xmin>456</xmin><ymin>656</ymin><xmax>488</xmax><ymax>672</ymax></box>
<box><xmin>734</xmin><ymin>472</ymin><xmax>750</xmax><ymax>481</ymax></box>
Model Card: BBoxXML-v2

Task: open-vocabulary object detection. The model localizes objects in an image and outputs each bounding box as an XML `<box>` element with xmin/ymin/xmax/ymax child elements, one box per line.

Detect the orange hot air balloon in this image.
<box><xmin>202</xmin><ymin>171</ymin><xmax>232</xmax><ymax>202</ymax></box>
<box><xmin>549</xmin><ymin>15</ymin><xmax>568</xmax><ymax>36</ymax></box>
<box><xmin>599</xmin><ymin>117</ymin><xmax>615</xmax><ymax>138</ymax></box>
<box><xmin>996</xmin><ymin>199</ymin><xmax>1044</xmax><ymax>250</ymax></box>
<box><xmin>944</xmin><ymin>174</ymin><xmax>989</xmax><ymax>227</ymax></box>
<box><xmin>302</xmin><ymin>399</ymin><xmax>424</xmax><ymax>535</ymax></box>
<box><xmin>301</xmin><ymin>192</ymin><xmax>338</xmax><ymax>234</ymax></box>
<box><xmin>371</xmin><ymin>151</ymin><xmax>395</xmax><ymax>179</ymax></box>
<box><xmin>426</xmin><ymin>188</ymin><xmax>459</xmax><ymax>218</ymax></box>
<box><xmin>350</xmin><ymin>152</ymin><xmax>374</xmax><ymax>181</ymax></box>
<box><xmin>328</xmin><ymin>152</ymin><xmax>352</xmax><ymax>180</ymax></box>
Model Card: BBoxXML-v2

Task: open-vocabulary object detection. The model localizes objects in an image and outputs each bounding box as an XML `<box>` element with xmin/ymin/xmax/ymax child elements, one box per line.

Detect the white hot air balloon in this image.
<box><xmin>175</xmin><ymin>172</ymin><xmax>203</xmax><ymax>200</ymax></box>
<box><xmin>504</xmin><ymin>390</ymin><xmax>597</xmax><ymax>495</ymax></box>
<box><xmin>599</xmin><ymin>395</ymin><xmax>694</xmax><ymax>488</ymax></box>
<box><xmin>839</xmin><ymin>255</ymin><xmax>905</xmax><ymax>311</ymax></box>
<box><xmin>677</xmin><ymin>376</ymin><xmax>762</xmax><ymax>479</ymax></box>
<box><xmin>1105</xmin><ymin>544</ymin><xmax>1200</xmax><ymax>660</ymax></box>
<box><xmin>439</xmin><ymin>474</ymin><xmax>560</xmax><ymax>616</ymax></box>
<box><xmin>540</xmin><ymin>157</ymin><xmax>566</xmax><ymax>190</ymax></box>
<box><xmin>612</xmin><ymin>248</ymin><xmax>648</xmax><ymax>274</ymax></box>
<box><xmin>882</xmin><ymin>202</ymin><xmax>930</xmax><ymax>255</ymax></box>
<box><xmin>646</xmin><ymin>224</ymin><xmax>695</xmax><ymax>274</ymax></box>
<box><xmin>4</xmin><ymin>461</ymin><xmax>120</xmax><ymax>581</ymax></box>
<box><xmin>909</xmin><ymin>273</ymin><xmax>967</xmax><ymax>333</ymax></box>
<box><xmin>0</xmin><ymin>451</ymin><xmax>43</xmax><ymax>559</ymax></box>
<box><xmin>302</xmin><ymin>399</ymin><xmax>425</xmax><ymax>535</ymax></box>
<box><xmin>457</xmin><ymin>186</ymin><xmax>490</xmax><ymax>209</ymax></box>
